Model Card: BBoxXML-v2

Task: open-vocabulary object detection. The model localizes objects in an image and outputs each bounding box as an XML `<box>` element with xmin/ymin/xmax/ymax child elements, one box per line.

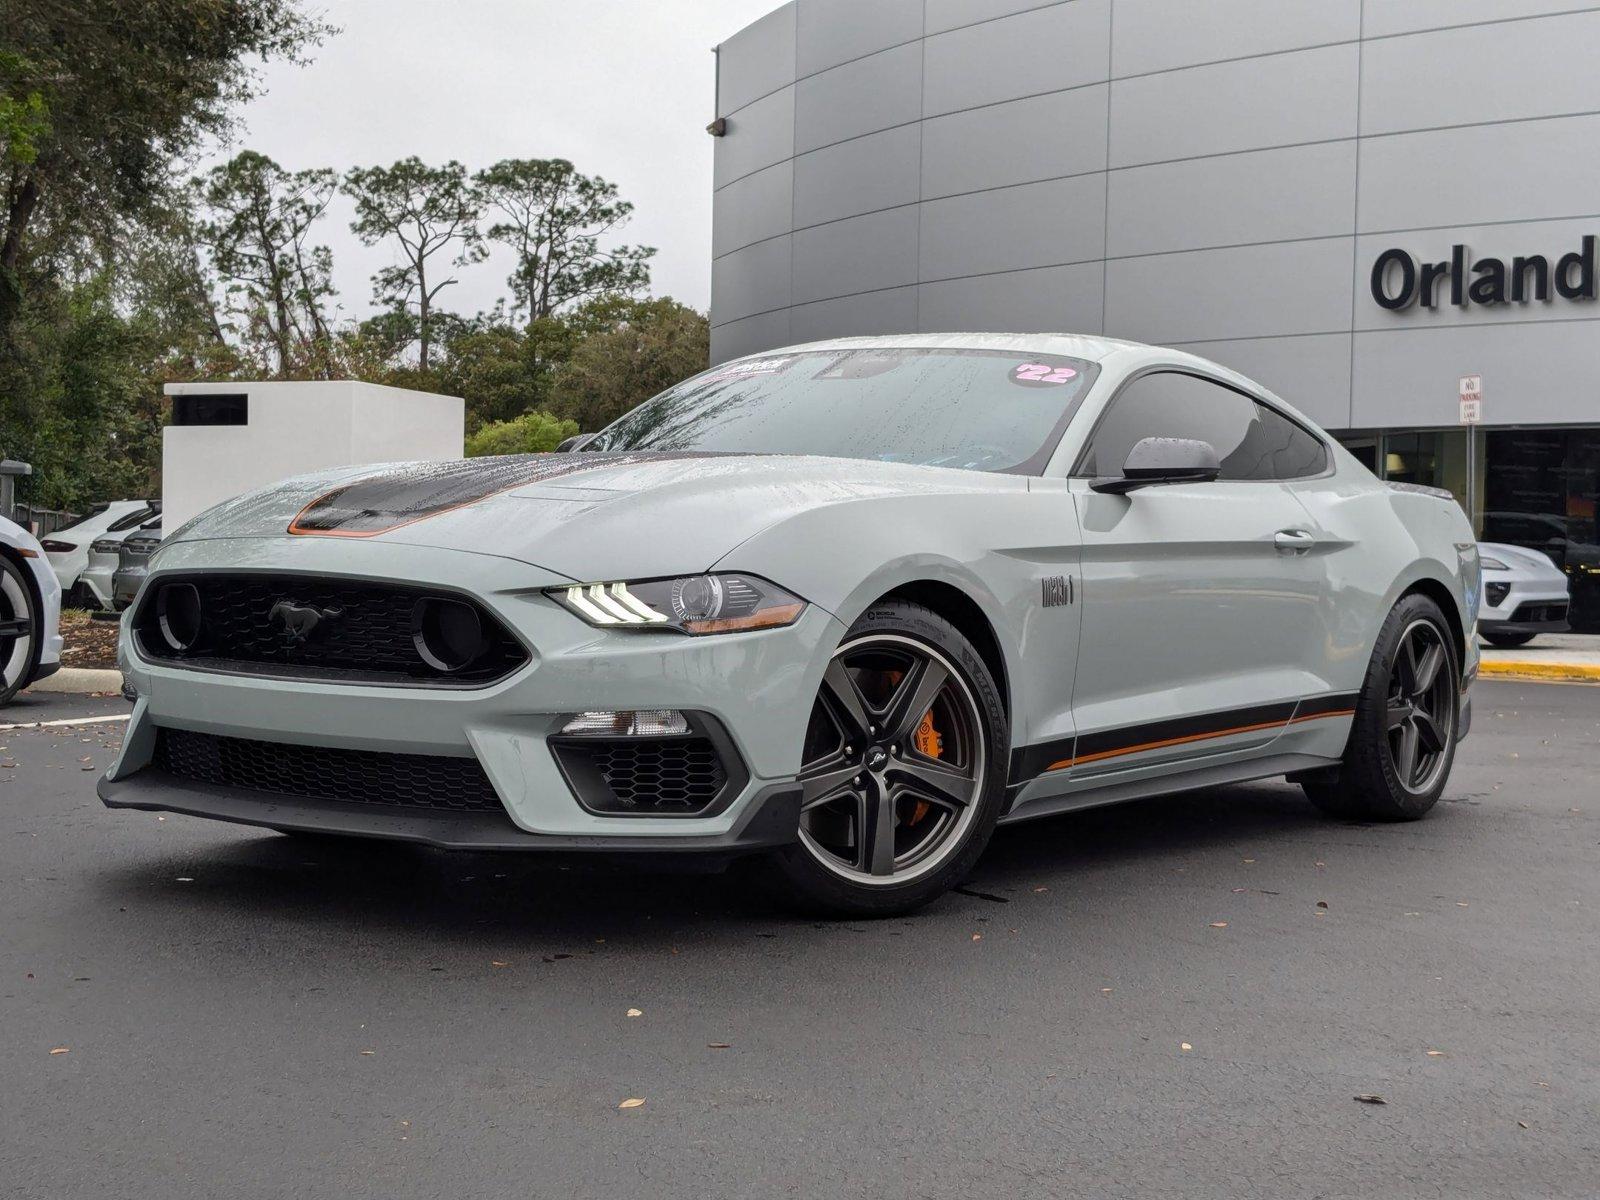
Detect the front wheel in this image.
<box><xmin>1303</xmin><ymin>594</ymin><xmax>1460</xmax><ymax>821</ymax></box>
<box><xmin>768</xmin><ymin>601</ymin><xmax>1009</xmax><ymax>917</ymax></box>
<box><xmin>0</xmin><ymin>556</ymin><xmax>39</xmax><ymax>707</ymax></box>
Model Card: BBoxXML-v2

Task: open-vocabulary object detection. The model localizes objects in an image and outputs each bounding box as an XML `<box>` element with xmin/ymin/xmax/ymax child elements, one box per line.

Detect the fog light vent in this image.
<box><xmin>156</xmin><ymin>582</ymin><xmax>204</xmax><ymax>652</ymax></box>
<box><xmin>561</xmin><ymin>710</ymin><xmax>690</xmax><ymax>737</ymax></box>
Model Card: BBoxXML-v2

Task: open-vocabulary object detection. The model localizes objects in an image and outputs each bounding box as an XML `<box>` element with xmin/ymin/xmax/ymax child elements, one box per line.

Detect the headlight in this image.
<box><xmin>1478</xmin><ymin>556</ymin><xmax>1509</xmax><ymax>571</ymax></box>
<box><xmin>550</xmin><ymin>573</ymin><xmax>806</xmax><ymax>635</ymax></box>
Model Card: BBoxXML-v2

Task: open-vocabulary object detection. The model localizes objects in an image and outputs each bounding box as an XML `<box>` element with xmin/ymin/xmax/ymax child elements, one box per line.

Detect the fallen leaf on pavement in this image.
<box><xmin>1209</xmin><ymin>921</ymin><xmax>1228</xmax><ymax>928</ymax></box>
<box><xmin>1518</xmin><ymin>1121</ymin><xmax>1529</xmax><ymax>1129</ymax></box>
<box><xmin>491</xmin><ymin>960</ymin><xmax>509</xmax><ymax>967</ymax></box>
<box><xmin>1354</xmin><ymin>1094</ymin><xmax>1386</xmax><ymax>1105</ymax></box>
<box><xmin>49</xmin><ymin>1047</ymin><xmax>69</xmax><ymax>1055</ymax></box>
<box><xmin>626</xmin><ymin>1008</ymin><xmax>642</xmax><ymax>1018</ymax></box>
<box><xmin>1427</xmin><ymin>1050</ymin><xmax>1445</xmax><ymax>1057</ymax></box>
<box><xmin>707</xmin><ymin>1043</ymin><xmax>731</xmax><ymax>1049</ymax></box>
<box><xmin>1180</xmin><ymin>1043</ymin><xmax>1192</xmax><ymax>1052</ymax></box>
<box><xmin>618</xmin><ymin>1098</ymin><xmax>645</xmax><ymax>1110</ymax></box>
<box><xmin>360</xmin><ymin>1050</ymin><xmax>375</xmax><ymax>1056</ymax></box>
<box><xmin>1316</xmin><ymin>901</ymin><xmax>1329</xmax><ymax>909</ymax></box>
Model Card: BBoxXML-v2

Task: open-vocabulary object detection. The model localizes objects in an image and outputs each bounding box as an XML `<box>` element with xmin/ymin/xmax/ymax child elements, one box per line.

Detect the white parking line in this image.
<box><xmin>0</xmin><ymin>713</ymin><xmax>132</xmax><ymax>732</ymax></box>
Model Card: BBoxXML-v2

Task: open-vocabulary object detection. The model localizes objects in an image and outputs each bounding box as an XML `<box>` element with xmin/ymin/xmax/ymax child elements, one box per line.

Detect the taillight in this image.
<box><xmin>40</xmin><ymin>540</ymin><xmax>76</xmax><ymax>553</ymax></box>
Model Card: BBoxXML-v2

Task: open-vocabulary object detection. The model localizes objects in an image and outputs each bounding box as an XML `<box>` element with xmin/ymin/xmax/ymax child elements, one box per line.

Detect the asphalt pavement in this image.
<box><xmin>2</xmin><ymin>682</ymin><xmax>1596</xmax><ymax>1199</ymax></box>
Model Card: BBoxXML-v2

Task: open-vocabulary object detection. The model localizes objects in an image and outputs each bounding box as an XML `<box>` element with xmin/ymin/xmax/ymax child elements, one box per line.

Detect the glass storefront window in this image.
<box><xmin>1382</xmin><ymin>430</ymin><xmax>1474</xmax><ymax>507</ymax></box>
<box><xmin>1483</xmin><ymin>429</ymin><xmax>1600</xmax><ymax>633</ymax></box>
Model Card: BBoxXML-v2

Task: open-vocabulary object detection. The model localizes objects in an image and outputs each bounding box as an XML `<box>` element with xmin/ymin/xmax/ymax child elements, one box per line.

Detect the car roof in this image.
<box><xmin>723</xmin><ymin>332</ymin><xmax>1299</xmax><ymax>414</ymax></box>
<box><xmin>751</xmin><ymin>331</ymin><xmax>1148</xmax><ymax>362</ymax></box>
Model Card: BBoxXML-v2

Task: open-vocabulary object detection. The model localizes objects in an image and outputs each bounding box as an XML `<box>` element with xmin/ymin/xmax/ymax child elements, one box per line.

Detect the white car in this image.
<box><xmin>1477</xmin><ymin>542</ymin><xmax>1571</xmax><ymax>648</ymax></box>
<box><xmin>81</xmin><ymin>516</ymin><xmax>160</xmax><ymax>612</ymax></box>
<box><xmin>42</xmin><ymin>501</ymin><xmax>157</xmax><ymax>607</ymax></box>
<box><xmin>0</xmin><ymin>515</ymin><xmax>63</xmax><ymax>704</ymax></box>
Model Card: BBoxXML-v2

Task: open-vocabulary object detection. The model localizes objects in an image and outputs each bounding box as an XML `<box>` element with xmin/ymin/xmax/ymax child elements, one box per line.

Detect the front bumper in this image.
<box><xmin>1479</xmin><ymin>580</ymin><xmax>1570</xmax><ymax>635</ymax></box>
<box><xmin>98</xmin><ymin>769</ymin><xmax>802</xmax><ymax>859</ymax></box>
<box><xmin>105</xmin><ymin>536</ymin><xmax>842</xmax><ymax>853</ymax></box>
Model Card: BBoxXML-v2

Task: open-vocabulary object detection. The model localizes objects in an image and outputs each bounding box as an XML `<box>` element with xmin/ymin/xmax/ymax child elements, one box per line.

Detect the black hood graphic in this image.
<box><xmin>288</xmin><ymin>452</ymin><xmax>713</xmax><ymax>537</ymax></box>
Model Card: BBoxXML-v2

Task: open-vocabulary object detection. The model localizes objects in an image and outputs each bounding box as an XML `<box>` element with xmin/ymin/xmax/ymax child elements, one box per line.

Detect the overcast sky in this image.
<box><xmin>206</xmin><ymin>0</ymin><xmax>777</xmax><ymax>323</ymax></box>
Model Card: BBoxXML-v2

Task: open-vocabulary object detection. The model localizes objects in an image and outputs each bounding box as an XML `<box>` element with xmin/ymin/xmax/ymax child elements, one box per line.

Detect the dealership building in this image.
<box><xmin>708</xmin><ymin>0</ymin><xmax>1600</xmax><ymax>628</ymax></box>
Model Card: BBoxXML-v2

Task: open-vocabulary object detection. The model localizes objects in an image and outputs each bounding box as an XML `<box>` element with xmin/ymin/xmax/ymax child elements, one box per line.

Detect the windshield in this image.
<box><xmin>583</xmin><ymin>347</ymin><xmax>1100</xmax><ymax>473</ymax></box>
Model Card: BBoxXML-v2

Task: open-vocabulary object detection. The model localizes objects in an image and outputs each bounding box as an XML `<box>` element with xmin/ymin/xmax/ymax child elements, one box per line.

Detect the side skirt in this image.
<box><xmin>999</xmin><ymin>752</ymin><xmax>1335</xmax><ymax>826</ymax></box>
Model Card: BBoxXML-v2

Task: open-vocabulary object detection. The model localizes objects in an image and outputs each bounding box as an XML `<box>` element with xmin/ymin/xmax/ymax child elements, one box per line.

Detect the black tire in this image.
<box><xmin>0</xmin><ymin>554</ymin><xmax>41</xmax><ymax>707</ymax></box>
<box><xmin>1302</xmin><ymin>593</ymin><xmax>1460</xmax><ymax>821</ymax></box>
<box><xmin>1481</xmin><ymin>630</ymin><xmax>1536</xmax><ymax>649</ymax></box>
<box><xmin>767</xmin><ymin>600</ymin><xmax>1010</xmax><ymax>917</ymax></box>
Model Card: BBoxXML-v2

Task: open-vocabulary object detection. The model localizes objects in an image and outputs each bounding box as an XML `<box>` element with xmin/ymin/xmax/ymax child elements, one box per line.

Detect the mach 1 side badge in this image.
<box><xmin>1041</xmin><ymin>575</ymin><xmax>1074</xmax><ymax>608</ymax></box>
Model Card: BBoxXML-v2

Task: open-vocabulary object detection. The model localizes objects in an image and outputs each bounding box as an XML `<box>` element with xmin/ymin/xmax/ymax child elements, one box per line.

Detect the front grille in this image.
<box><xmin>1511</xmin><ymin>601</ymin><xmax>1568</xmax><ymax>624</ymax></box>
<box><xmin>152</xmin><ymin>727</ymin><xmax>506</xmax><ymax>814</ymax></box>
<box><xmin>133</xmin><ymin>573</ymin><xmax>529</xmax><ymax>686</ymax></box>
<box><xmin>551</xmin><ymin>736</ymin><xmax>730</xmax><ymax>816</ymax></box>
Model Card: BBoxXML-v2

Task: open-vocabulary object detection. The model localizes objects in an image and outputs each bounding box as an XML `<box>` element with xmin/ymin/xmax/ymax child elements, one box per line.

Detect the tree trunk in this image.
<box><xmin>0</xmin><ymin>171</ymin><xmax>42</xmax><ymax>346</ymax></box>
<box><xmin>417</xmin><ymin>259</ymin><xmax>430</xmax><ymax>373</ymax></box>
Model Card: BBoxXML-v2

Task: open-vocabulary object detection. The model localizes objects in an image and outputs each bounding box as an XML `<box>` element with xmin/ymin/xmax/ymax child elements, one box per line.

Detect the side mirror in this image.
<box><xmin>1091</xmin><ymin>437</ymin><xmax>1221</xmax><ymax>495</ymax></box>
<box><xmin>556</xmin><ymin>433</ymin><xmax>597</xmax><ymax>453</ymax></box>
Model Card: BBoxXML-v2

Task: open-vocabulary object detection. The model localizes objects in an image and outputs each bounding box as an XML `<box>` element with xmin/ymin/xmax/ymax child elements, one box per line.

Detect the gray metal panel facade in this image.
<box><xmin>711</xmin><ymin>0</ymin><xmax>1600</xmax><ymax>433</ymax></box>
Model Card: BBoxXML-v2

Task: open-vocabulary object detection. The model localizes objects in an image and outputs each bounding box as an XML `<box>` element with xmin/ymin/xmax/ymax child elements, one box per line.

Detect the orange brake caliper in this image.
<box><xmin>908</xmin><ymin>709</ymin><xmax>943</xmax><ymax>825</ymax></box>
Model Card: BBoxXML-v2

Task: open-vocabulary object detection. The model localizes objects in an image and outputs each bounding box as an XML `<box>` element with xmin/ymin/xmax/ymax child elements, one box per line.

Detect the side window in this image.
<box><xmin>108</xmin><ymin>507</ymin><xmax>155</xmax><ymax>532</ymax></box>
<box><xmin>1251</xmin><ymin>402</ymin><xmax>1329</xmax><ymax>480</ymax></box>
<box><xmin>1077</xmin><ymin>372</ymin><xmax>1326</xmax><ymax>481</ymax></box>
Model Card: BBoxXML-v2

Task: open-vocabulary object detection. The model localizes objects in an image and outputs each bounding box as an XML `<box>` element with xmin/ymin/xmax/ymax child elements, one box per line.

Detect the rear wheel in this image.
<box><xmin>0</xmin><ymin>556</ymin><xmax>39</xmax><ymax>707</ymax></box>
<box><xmin>1481</xmin><ymin>630</ymin><xmax>1536</xmax><ymax>649</ymax></box>
<box><xmin>1302</xmin><ymin>594</ymin><xmax>1459</xmax><ymax>821</ymax></box>
<box><xmin>769</xmin><ymin>601</ymin><xmax>1008</xmax><ymax>917</ymax></box>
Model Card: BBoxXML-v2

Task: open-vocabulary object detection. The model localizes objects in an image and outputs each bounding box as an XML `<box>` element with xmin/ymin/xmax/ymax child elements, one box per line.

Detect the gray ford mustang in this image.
<box><xmin>103</xmin><ymin>334</ymin><xmax>1480</xmax><ymax>915</ymax></box>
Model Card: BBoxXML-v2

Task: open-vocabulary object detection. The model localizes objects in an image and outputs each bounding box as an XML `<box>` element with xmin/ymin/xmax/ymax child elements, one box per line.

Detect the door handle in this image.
<box><xmin>1274</xmin><ymin>529</ymin><xmax>1316</xmax><ymax>555</ymax></box>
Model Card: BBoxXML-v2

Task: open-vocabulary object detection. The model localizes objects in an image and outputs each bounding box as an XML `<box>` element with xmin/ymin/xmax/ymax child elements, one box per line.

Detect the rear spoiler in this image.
<box><xmin>1385</xmin><ymin>481</ymin><xmax>1456</xmax><ymax>502</ymax></box>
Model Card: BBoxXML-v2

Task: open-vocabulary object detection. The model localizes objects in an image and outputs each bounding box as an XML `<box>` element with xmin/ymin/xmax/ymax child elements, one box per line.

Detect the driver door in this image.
<box><xmin>1066</xmin><ymin>370</ymin><xmax>1331</xmax><ymax>777</ymax></box>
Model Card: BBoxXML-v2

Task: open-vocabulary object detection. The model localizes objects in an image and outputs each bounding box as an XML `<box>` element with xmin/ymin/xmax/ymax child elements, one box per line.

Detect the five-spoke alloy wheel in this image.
<box><xmin>1302</xmin><ymin>593</ymin><xmax>1460</xmax><ymax>821</ymax></box>
<box><xmin>770</xmin><ymin>601</ymin><xmax>1008</xmax><ymax>916</ymax></box>
<box><xmin>1385</xmin><ymin>617</ymin><xmax>1454</xmax><ymax>796</ymax></box>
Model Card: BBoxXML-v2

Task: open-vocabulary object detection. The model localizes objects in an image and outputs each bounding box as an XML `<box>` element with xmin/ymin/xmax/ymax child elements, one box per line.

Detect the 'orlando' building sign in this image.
<box><xmin>1371</xmin><ymin>236</ymin><xmax>1596</xmax><ymax>310</ymax></box>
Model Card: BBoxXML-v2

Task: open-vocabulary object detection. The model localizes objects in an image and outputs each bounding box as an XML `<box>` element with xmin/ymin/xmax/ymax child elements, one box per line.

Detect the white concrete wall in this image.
<box><xmin>161</xmin><ymin>381</ymin><xmax>463</xmax><ymax>530</ymax></box>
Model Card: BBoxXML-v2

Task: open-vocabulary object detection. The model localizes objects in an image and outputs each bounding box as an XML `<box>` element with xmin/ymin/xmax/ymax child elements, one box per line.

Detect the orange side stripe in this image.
<box><xmin>1043</xmin><ymin>708</ymin><xmax>1355</xmax><ymax>773</ymax></box>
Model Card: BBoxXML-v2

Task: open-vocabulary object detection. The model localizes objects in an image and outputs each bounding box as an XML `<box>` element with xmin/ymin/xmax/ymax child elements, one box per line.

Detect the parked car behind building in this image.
<box><xmin>112</xmin><ymin>521</ymin><xmax>162</xmax><ymax>611</ymax></box>
<box><xmin>42</xmin><ymin>501</ymin><xmax>158</xmax><ymax>607</ymax></box>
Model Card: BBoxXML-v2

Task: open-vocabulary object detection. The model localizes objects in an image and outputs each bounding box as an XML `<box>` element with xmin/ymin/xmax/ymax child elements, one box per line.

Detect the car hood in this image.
<box><xmin>1479</xmin><ymin>542</ymin><xmax>1567</xmax><ymax>577</ymax></box>
<box><xmin>167</xmin><ymin>451</ymin><xmax>1018</xmax><ymax>582</ymax></box>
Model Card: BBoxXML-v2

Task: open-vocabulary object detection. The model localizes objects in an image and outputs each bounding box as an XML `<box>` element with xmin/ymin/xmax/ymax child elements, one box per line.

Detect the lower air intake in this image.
<box><xmin>152</xmin><ymin>727</ymin><xmax>506</xmax><ymax>814</ymax></box>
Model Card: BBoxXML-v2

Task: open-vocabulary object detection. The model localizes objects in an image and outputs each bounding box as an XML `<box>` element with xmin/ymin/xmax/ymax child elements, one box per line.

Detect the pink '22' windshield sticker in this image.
<box><xmin>700</xmin><ymin>357</ymin><xmax>793</xmax><ymax>386</ymax></box>
<box><xmin>1010</xmin><ymin>362</ymin><xmax>1079</xmax><ymax>388</ymax></box>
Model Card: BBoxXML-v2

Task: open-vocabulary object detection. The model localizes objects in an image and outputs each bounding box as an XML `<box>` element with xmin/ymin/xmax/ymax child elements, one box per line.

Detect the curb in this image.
<box><xmin>1478</xmin><ymin>660</ymin><xmax>1600</xmax><ymax>684</ymax></box>
<box><xmin>26</xmin><ymin>667</ymin><xmax>124</xmax><ymax>695</ymax></box>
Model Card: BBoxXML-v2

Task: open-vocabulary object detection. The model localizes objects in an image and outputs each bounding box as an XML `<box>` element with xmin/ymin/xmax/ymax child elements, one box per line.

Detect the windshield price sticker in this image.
<box><xmin>1010</xmin><ymin>362</ymin><xmax>1079</xmax><ymax>388</ymax></box>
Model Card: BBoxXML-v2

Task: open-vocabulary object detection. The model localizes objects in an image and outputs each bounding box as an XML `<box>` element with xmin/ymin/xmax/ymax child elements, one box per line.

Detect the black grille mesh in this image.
<box><xmin>552</xmin><ymin>737</ymin><xmax>727</xmax><ymax>815</ymax></box>
<box><xmin>1511</xmin><ymin>602</ymin><xmax>1568</xmax><ymax>623</ymax></box>
<box><xmin>135</xmin><ymin>575</ymin><xmax>527</xmax><ymax>685</ymax></box>
<box><xmin>153</xmin><ymin>727</ymin><xmax>506</xmax><ymax>814</ymax></box>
